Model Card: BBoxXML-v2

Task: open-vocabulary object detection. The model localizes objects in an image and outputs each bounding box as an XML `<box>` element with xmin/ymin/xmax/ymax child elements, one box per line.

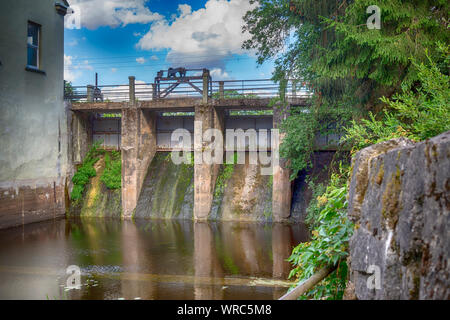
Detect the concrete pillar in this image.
<box><xmin>121</xmin><ymin>106</ymin><xmax>157</xmax><ymax>219</ymax></box>
<box><xmin>137</xmin><ymin>110</ymin><xmax>157</xmax><ymax>198</ymax></box>
<box><xmin>194</xmin><ymin>104</ymin><xmax>214</xmax><ymax>220</ymax></box>
<box><xmin>121</xmin><ymin>107</ymin><xmax>139</xmax><ymax>219</ymax></box>
<box><xmin>129</xmin><ymin>76</ymin><xmax>135</xmax><ymax>103</ymax></box>
<box><xmin>71</xmin><ymin>111</ymin><xmax>92</xmax><ymax>164</ymax></box>
<box><xmin>202</xmin><ymin>69</ymin><xmax>210</xmax><ymax>104</ymax></box>
<box><xmin>219</xmin><ymin>81</ymin><xmax>225</xmax><ymax>99</ymax></box>
<box><xmin>212</xmin><ymin>107</ymin><xmax>225</xmax><ymax>183</ymax></box>
<box><xmin>86</xmin><ymin>85</ymin><xmax>94</xmax><ymax>102</ymax></box>
<box><xmin>272</xmin><ymin>105</ymin><xmax>292</xmax><ymax>221</ymax></box>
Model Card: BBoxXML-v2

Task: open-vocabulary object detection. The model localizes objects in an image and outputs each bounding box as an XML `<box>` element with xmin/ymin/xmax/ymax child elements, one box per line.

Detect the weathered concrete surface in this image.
<box><xmin>210</xmin><ymin>154</ymin><xmax>273</xmax><ymax>222</ymax></box>
<box><xmin>0</xmin><ymin>1</ymin><xmax>68</xmax><ymax>229</ymax></box>
<box><xmin>212</xmin><ymin>107</ymin><xmax>225</xmax><ymax>186</ymax></box>
<box><xmin>70</xmin><ymin>97</ymin><xmax>309</xmax><ymax>113</ymax></box>
<box><xmin>121</xmin><ymin>106</ymin><xmax>157</xmax><ymax>218</ymax></box>
<box><xmin>71</xmin><ymin>101</ymin><xmax>125</xmax><ymax>112</ymax></box>
<box><xmin>0</xmin><ymin>179</ymin><xmax>65</xmax><ymax>229</ymax></box>
<box><xmin>194</xmin><ymin>105</ymin><xmax>215</xmax><ymax>220</ymax></box>
<box><xmin>347</xmin><ymin>131</ymin><xmax>449</xmax><ymax>300</ymax></box>
<box><xmin>71</xmin><ymin>111</ymin><xmax>93</xmax><ymax>165</ymax></box>
<box><xmin>134</xmin><ymin>152</ymin><xmax>194</xmax><ymax>219</ymax></box>
<box><xmin>272</xmin><ymin>106</ymin><xmax>292</xmax><ymax>221</ymax></box>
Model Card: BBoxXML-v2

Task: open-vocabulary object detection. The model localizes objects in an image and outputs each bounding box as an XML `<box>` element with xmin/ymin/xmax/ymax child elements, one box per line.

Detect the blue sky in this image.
<box><xmin>64</xmin><ymin>0</ymin><xmax>275</xmax><ymax>87</ymax></box>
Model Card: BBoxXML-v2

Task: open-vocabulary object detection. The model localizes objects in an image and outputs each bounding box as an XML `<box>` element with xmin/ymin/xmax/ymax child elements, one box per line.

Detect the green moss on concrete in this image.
<box><xmin>211</xmin><ymin>154</ymin><xmax>273</xmax><ymax>222</ymax></box>
<box><xmin>135</xmin><ymin>152</ymin><xmax>194</xmax><ymax>219</ymax></box>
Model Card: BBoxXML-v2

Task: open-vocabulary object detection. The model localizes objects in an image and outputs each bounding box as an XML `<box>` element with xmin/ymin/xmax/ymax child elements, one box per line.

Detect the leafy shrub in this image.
<box><xmin>304</xmin><ymin>179</ymin><xmax>327</xmax><ymax>230</ymax></box>
<box><xmin>70</xmin><ymin>184</ymin><xmax>85</xmax><ymax>202</ymax></box>
<box><xmin>70</xmin><ymin>142</ymin><xmax>103</xmax><ymax>201</ymax></box>
<box><xmin>101</xmin><ymin>151</ymin><xmax>121</xmax><ymax>190</ymax></box>
<box><xmin>343</xmin><ymin>47</ymin><xmax>450</xmax><ymax>152</ymax></box>
<box><xmin>288</xmin><ymin>168</ymin><xmax>353</xmax><ymax>300</ymax></box>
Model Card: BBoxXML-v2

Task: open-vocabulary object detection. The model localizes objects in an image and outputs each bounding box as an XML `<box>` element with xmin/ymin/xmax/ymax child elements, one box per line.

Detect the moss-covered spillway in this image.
<box><xmin>134</xmin><ymin>152</ymin><xmax>195</xmax><ymax>219</ymax></box>
<box><xmin>211</xmin><ymin>154</ymin><xmax>273</xmax><ymax>222</ymax></box>
<box><xmin>135</xmin><ymin>152</ymin><xmax>273</xmax><ymax>221</ymax></box>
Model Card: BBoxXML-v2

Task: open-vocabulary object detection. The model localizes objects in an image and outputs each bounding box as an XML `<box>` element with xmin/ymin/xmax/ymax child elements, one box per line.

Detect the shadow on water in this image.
<box><xmin>0</xmin><ymin>217</ymin><xmax>309</xmax><ymax>300</ymax></box>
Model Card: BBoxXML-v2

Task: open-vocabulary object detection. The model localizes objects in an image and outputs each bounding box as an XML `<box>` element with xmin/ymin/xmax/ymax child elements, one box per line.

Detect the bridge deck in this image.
<box><xmin>70</xmin><ymin>97</ymin><xmax>309</xmax><ymax>112</ymax></box>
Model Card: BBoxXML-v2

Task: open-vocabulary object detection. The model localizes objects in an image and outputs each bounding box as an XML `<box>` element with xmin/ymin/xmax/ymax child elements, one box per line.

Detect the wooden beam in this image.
<box><xmin>279</xmin><ymin>265</ymin><xmax>337</xmax><ymax>300</ymax></box>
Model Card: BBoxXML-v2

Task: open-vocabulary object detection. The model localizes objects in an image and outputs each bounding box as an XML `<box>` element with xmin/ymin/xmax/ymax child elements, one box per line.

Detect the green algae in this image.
<box><xmin>135</xmin><ymin>152</ymin><xmax>194</xmax><ymax>219</ymax></box>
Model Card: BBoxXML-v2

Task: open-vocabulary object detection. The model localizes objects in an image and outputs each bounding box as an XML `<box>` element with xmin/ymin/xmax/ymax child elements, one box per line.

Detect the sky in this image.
<box><xmin>64</xmin><ymin>0</ymin><xmax>275</xmax><ymax>87</ymax></box>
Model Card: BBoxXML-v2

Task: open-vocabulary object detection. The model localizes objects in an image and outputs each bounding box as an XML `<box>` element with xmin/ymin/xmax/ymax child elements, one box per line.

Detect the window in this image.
<box><xmin>27</xmin><ymin>22</ymin><xmax>40</xmax><ymax>69</ymax></box>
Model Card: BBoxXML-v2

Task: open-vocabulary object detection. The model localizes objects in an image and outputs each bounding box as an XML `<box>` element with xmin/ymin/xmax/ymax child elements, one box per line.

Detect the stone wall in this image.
<box><xmin>346</xmin><ymin>131</ymin><xmax>449</xmax><ymax>299</ymax></box>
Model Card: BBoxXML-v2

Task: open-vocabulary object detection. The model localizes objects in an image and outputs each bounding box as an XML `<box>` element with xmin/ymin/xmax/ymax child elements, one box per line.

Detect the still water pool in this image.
<box><xmin>0</xmin><ymin>218</ymin><xmax>308</xmax><ymax>300</ymax></box>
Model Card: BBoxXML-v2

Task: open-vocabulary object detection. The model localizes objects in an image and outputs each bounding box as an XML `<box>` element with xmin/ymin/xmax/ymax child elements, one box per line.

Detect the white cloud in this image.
<box><xmin>64</xmin><ymin>55</ymin><xmax>93</xmax><ymax>82</ymax></box>
<box><xmin>136</xmin><ymin>57</ymin><xmax>146</xmax><ymax>64</ymax></box>
<box><xmin>66</xmin><ymin>0</ymin><xmax>163</xmax><ymax>30</ymax></box>
<box><xmin>111</xmin><ymin>68</ymin><xmax>118</xmax><ymax>73</ymax></box>
<box><xmin>64</xmin><ymin>55</ymin><xmax>77</xmax><ymax>82</ymax></box>
<box><xmin>137</xmin><ymin>0</ymin><xmax>255</xmax><ymax>68</ymax></box>
<box><xmin>178</xmin><ymin>4</ymin><xmax>192</xmax><ymax>16</ymax></box>
<box><xmin>150</xmin><ymin>55</ymin><xmax>159</xmax><ymax>61</ymax></box>
<box><xmin>210</xmin><ymin>68</ymin><xmax>230</xmax><ymax>80</ymax></box>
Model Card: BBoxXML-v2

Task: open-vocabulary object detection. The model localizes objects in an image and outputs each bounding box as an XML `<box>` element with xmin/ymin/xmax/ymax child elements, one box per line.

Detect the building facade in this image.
<box><xmin>0</xmin><ymin>0</ymin><xmax>69</xmax><ymax>229</ymax></box>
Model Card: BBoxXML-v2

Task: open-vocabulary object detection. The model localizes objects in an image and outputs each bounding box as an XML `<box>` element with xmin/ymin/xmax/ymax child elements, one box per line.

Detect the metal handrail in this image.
<box><xmin>65</xmin><ymin>78</ymin><xmax>311</xmax><ymax>102</ymax></box>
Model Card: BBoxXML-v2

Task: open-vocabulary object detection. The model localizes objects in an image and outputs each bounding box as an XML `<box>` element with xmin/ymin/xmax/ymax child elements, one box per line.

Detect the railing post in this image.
<box><xmin>129</xmin><ymin>76</ymin><xmax>136</xmax><ymax>104</ymax></box>
<box><xmin>202</xmin><ymin>69</ymin><xmax>210</xmax><ymax>104</ymax></box>
<box><xmin>219</xmin><ymin>81</ymin><xmax>224</xmax><ymax>99</ymax></box>
<box><xmin>87</xmin><ymin>85</ymin><xmax>94</xmax><ymax>102</ymax></box>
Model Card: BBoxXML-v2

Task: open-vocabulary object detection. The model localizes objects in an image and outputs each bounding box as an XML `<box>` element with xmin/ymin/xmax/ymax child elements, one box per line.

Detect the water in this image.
<box><xmin>0</xmin><ymin>218</ymin><xmax>309</xmax><ymax>300</ymax></box>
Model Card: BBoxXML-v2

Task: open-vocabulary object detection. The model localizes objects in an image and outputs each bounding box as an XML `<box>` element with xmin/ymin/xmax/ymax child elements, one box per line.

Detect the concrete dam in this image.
<box><xmin>67</xmin><ymin>69</ymin><xmax>337</xmax><ymax>222</ymax></box>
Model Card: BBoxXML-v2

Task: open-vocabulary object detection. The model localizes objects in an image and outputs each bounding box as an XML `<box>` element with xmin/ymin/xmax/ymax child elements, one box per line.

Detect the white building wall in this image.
<box><xmin>0</xmin><ymin>0</ymin><xmax>69</xmax><ymax>229</ymax></box>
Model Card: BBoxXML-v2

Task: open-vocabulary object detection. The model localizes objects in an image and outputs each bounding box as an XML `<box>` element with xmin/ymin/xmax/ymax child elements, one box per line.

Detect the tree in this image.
<box><xmin>243</xmin><ymin>0</ymin><xmax>449</xmax><ymax>176</ymax></box>
<box><xmin>64</xmin><ymin>81</ymin><xmax>76</xmax><ymax>100</ymax></box>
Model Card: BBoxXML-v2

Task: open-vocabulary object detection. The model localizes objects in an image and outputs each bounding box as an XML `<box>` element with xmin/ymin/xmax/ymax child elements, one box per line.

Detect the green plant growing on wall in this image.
<box><xmin>70</xmin><ymin>142</ymin><xmax>103</xmax><ymax>202</ymax></box>
<box><xmin>101</xmin><ymin>151</ymin><xmax>121</xmax><ymax>190</ymax></box>
<box><xmin>304</xmin><ymin>179</ymin><xmax>327</xmax><ymax>230</ymax></box>
<box><xmin>288</xmin><ymin>169</ymin><xmax>353</xmax><ymax>300</ymax></box>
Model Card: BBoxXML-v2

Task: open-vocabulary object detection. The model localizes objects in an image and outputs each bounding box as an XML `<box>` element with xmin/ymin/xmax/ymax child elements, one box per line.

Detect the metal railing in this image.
<box><xmin>65</xmin><ymin>78</ymin><xmax>311</xmax><ymax>102</ymax></box>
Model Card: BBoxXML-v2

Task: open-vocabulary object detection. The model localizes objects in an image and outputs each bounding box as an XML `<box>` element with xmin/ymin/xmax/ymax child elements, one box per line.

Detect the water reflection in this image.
<box><xmin>0</xmin><ymin>218</ymin><xmax>308</xmax><ymax>300</ymax></box>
